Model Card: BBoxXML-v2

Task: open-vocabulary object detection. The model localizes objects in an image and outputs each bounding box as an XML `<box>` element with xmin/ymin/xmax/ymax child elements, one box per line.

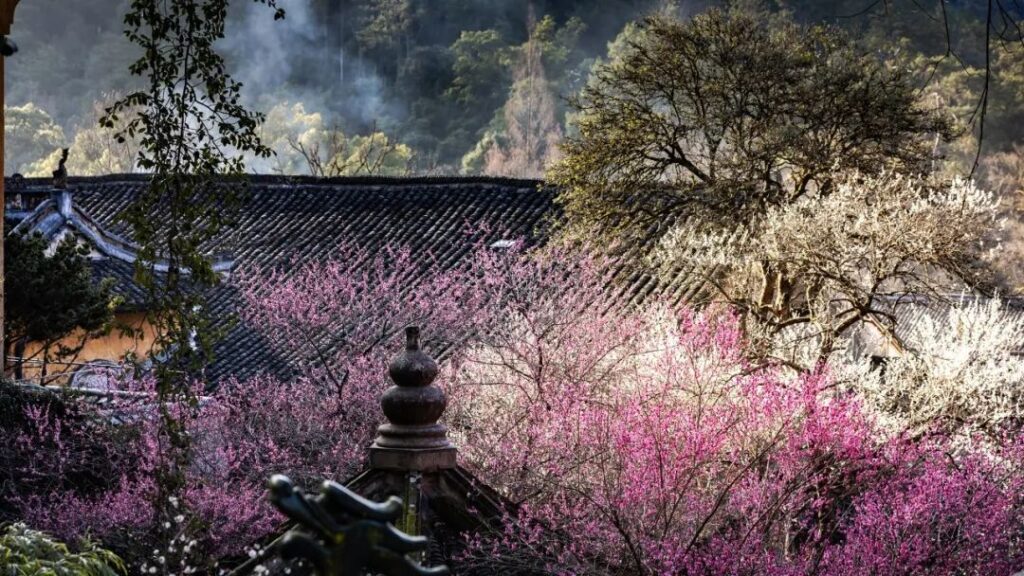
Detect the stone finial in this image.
<box><xmin>369</xmin><ymin>327</ymin><xmax>457</xmax><ymax>471</ymax></box>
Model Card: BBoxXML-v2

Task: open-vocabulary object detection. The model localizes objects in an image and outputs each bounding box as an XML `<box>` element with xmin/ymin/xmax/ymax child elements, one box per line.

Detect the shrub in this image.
<box><xmin>0</xmin><ymin>522</ymin><xmax>125</xmax><ymax>576</ymax></box>
<box><xmin>452</xmin><ymin>302</ymin><xmax>1024</xmax><ymax>575</ymax></box>
<box><xmin>0</xmin><ymin>382</ymin><xmax>136</xmax><ymax>522</ymax></box>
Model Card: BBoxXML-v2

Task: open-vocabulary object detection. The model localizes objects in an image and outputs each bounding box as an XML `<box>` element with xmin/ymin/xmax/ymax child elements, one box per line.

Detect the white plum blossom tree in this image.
<box><xmin>659</xmin><ymin>172</ymin><xmax>1002</xmax><ymax>366</ymax></box>
<box><xmin>841</xmin><ymin>297</ymin><xmax>1024</xmax><ymax>439</ymax></box>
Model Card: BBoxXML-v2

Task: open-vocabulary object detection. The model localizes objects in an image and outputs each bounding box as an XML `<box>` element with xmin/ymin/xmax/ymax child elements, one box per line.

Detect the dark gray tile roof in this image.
<box><xmin>6</xmin><ymin>175</ymin><xmax>707</xmax><ymax>382</ymax></box>
<box><xmin>89</xmin><ymin>257</ymin><xmax>150</xmax><ymax>309</ymax></box>
<box><xmin>74</xmin><ymin>175</ymin><xmax>555</xmax><ymax>382</ymax></box>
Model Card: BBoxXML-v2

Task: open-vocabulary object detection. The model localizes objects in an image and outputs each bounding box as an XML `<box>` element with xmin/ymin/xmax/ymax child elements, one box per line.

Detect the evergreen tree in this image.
<box><xmin>4</xmin><ymin>231</ymin><xmax>115</xmax><ymax>381</ymax></box>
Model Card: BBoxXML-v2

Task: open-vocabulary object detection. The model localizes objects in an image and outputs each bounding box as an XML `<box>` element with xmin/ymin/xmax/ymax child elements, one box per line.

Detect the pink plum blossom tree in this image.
<box><xmin>446</xmin><ymin>252</ymin><xmax>1024</xmax><ymax>575</ymax></box>
<box><xmin>5</xmin><ymin>242</ymin><xmax>1023</xmax><ymax>575</ymax></box>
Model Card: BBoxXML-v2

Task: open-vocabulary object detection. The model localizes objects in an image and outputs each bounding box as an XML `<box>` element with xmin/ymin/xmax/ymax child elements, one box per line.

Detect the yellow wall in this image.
<box><xmin>9</xmin><ymin>311</ymin><xmax>158</xmax><ymax>385</ymax></box>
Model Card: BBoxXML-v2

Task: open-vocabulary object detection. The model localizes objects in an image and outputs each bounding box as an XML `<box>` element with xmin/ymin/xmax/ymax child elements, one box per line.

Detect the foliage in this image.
<box><xmin>481</xmin><ymin>17</ymin><xmax>564</xmax><ymax>179</ymax></box>
<box><xmin>659</xmin><ymin>172</ymin><xmax>1000</xmax><ymax>365</ymax></box>
<box><xmin>980</xmin><ymin>146</ymin><xmax>1024</xmax><ymax>289</ymax></box>
<box><xmin>446</xmin><ymin>29</ymin><xmax>509</xmax><ymax>108</ymax></box>
<box><xmin>528</xmin><ymin>14</ymin><xmax>587</xmax><ymax>84</ymax></box>
<box><xmin>0</xmin><ymin>523</ymin><xmax>125</xmax><ymax>576</ymax></box>
<box><xmin>842</xmin><ymin>297</ymin><xmax>1024</xmax><ymax>439</ymax></box>
<box><xmin>256</xmin><ymin>102</ymin><xmax>321</xmax><ymax>174</ymax></box>
<box><xmin>982</xmin><ymin>46</ymin><xmax>1024</xmax><ymax>154</ymax></box>
<box><xmin>445</xmin><ymin>255</ymin><xmax>1024</xmax><ymax>574</ymax></box>
<box><xmin>913</xmin><ymin>46</ymin><xmax>1024</xmax><ymax>290</ymax></box>
<box><xmin>357</xmin><ymin>0</ymin><xmax>412</xmax><ymax>52</ymax></box>
<box><xmin>853</xmin><ymin>0</ymin><xmax>1022</xmax><ymax>169</ymax></box>
<box><xmin>983</xmin><ymin>145</ymin><xmax>1024</xmax><ymax>205</ymax></box>
<box><xmin>913</xmin><ymin>44</ymin><xmax>1024</xmax><ymax>170</ymax></box>
<box><xmin>98</xmin><ymin>0</ymin><xmax>285</xmax><ymax>561</ymax></box>
<box><xmin>235</xmin><ymin>244</ymin><xmax>487</xmax><ymax>395</ymax></box>
<box><xmin>458</xmin><ymin>13</ymin><xmax>586</xmax><ymax>177</ymax></box>
<box><xmin>10</xmin><ymin>242</ymin><xmax>585</xmax><ymax>567</ymax></box>
<box><xmin>7</xmin><ymin>242</ymin><xmax>502</xmax><ymax>569</ymax></box>
<box><xmin>10</xmin><ymin>243</ymin><xmax>1024</xmax><ymax>573</ymax></box>
<box><xmin>551</xmin><ymin>10</ymin><xmax>997</xmax><ymax>364</ymax></box>
<box><xmin>29</xmin><ymin>95</ymin><xmax>142</xmax><ymax>177</ymax></box>
<box><xmin>259</xmin><ymin>102</ymin><xmax>414</xmax><ymax>177</ymax></box>
<box><xmin>104</xmin><ymin>0</ymin><xmax>284</xmax><ymax>384</ymax></box>
<box><xmin>226</xmin><ymin>243</ymin><xmax>495</xmax><ymax>484</ymax></box>
<box><xmin>3</xmin><ymin>1</ymin><xmax>624</xmax><ymax>173</ymax></box>
<box><xmin>0</xmin><ymin>382</ymin><xmax>133</xmax><ymax>523</ymax></box>
<box><xmin>5</xmin><ymin>0</ymin><xmax>140</xmax><ymax>129</ymax></box>
<box><xmin>10</xmin><ymin>378</ymin><xmax>279</xmax><ymax>570</ymax></box>
<box><xmin>553</xmin><ymin>9</ymin><xmax>949</xmax><ymax>244</ymax></box>
<box><xmin>4</xmin><ymin>232</ymin><xmax>116</xmax><ymax>380</ymax></box>
<box><xmin>8</xmin><ymin>1</ymin><xmax>1023</xmax><ymax>175</ymax></box>
<box><xmin>8</xmin><ymin>241</ymin><xmax>492</xmax><ymax>567</ymax></box>
<box><xmin>4</xmin><ymin>103</ymin><xmax>65</xmax><ymax>176</ymax></box>
<box><xmin>356</xmin><ymin>0</ymin><xmax>414</xmax><ymax>88</ymax></box>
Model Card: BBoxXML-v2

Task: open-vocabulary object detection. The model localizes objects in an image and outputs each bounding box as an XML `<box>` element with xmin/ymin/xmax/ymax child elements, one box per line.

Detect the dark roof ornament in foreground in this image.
<box><xmin>51</xmin><ymin>147</ymin><xmax>69</xmax><ymax>190</ymax></box>
<box><xmin>267</xmin><ymin>474</ymin><xmax>448</xmax><ymax>576</ymax></box>
<box><xmin>370</xmin><ymin>326</ymin><xmax>457</xmax><ymax>471</ymax></box>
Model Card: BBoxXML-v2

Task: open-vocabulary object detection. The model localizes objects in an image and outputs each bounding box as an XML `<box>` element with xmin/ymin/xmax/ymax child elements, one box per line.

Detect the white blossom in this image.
<box><xmin>659</xmin><ymin>172</ymin><xmax>1002</xmax><ymax>366</ymax></box>
<box><xmin>839</xmin><ymin>297</ymin><xmax>1024</xmax><ymax>438</ymax></box>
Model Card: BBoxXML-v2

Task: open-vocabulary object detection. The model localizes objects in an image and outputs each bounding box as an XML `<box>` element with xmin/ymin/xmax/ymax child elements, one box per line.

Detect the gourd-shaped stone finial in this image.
<box><xmin>370</xmin><ymin>327</ymin><xmax>456</xmax><ymax>471</ymax></box>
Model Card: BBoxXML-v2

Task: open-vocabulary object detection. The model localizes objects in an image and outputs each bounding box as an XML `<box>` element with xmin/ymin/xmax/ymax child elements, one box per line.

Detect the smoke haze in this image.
<box><xmin>3</xmin><ymin>0</ymin><xmax>1021</xmax><ymax>176</ymax></box>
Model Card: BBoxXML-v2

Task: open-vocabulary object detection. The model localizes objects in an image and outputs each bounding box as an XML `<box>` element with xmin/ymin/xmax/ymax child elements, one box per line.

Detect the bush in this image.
<box><xmin>0</xmin><ymin>522</ymin><xmax>125</xmax><ymax>576</ymax></box>
<box><xmin>450</xmin><ymin>296</ymin><xmax>1024</xmax><ymax>575</ymax></box>
<box><xmin>0</xmin><ymin>382</ymin><xmax>135</xmax><ymax>522</ymax></box>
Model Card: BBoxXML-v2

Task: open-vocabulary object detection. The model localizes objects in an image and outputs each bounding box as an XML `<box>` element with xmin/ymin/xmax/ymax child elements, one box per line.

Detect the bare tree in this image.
<box><xmin>286</xmin><ymin>123</ymin><xmax>413</xmax><ymax>177</ymax></box>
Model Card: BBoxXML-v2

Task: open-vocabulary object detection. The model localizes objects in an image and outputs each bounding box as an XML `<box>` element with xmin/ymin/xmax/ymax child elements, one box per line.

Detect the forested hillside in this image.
<box><xmin>6</xmin><ymin>0</ymin><xmax>653</xmax><ymax>176</ymax></box>
<box><xmin>5</xmin><ymin>0</ymin><xmax>1022</xmax><ymax>179</ymax></box>
<box><xmin>7</xmin><ymin>3</ymin><xmax>1024</xmax><ymax>573</ymax></box>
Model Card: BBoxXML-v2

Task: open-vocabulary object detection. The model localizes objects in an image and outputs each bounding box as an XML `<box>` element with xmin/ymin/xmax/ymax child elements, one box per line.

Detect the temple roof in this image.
<box><xmin>9</xmin><ymin>175</ymin><xmax>1016</xmax><ymax>381</ymax></box>
<box><xmin>5</xmin><ymin>175</ymin><xmax>707</xmax><ymax>382</ymax></box>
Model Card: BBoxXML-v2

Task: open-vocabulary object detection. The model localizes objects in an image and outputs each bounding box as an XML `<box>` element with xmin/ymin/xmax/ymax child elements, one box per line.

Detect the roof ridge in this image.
<box><xmin>876</xmin><ymin>292</ymin><xmax>1024</xmax><ymax>305</ymax></box>
<box><xmin>5</xmin><ymin>173</ymin><xmax>552</xmax><ymax>188</ymax></box>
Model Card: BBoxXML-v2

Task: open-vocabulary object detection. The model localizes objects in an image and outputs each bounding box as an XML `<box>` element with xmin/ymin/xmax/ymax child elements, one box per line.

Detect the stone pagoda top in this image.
<box><xmin>370</xmin><ymin>326</ymin><xmax>457</xmax><ymax>472</ymax></box>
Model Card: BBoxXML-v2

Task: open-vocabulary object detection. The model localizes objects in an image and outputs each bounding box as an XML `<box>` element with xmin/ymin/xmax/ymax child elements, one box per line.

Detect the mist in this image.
<box><xmin>3</xmin><ymin>0</ymin><xmax>1021</xmax><ymax>177</ymax></box>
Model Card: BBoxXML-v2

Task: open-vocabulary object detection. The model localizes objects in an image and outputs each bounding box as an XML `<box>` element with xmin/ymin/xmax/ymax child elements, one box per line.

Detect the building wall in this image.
<box><xmin>9</xmin><ymin>311</ymin><xmax>158</xmax><ymax>385</ymax></box>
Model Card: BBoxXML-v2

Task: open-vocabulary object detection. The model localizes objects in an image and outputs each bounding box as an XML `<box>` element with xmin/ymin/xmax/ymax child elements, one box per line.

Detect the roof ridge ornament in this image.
<box><xmin>265</xmin><ymin>474</ymin><xmax>449</xmax><ymax>576</ymax></box>
<box><xmin>370</xmin><ymin>326</ymin><xmax>457</xmax><ymax>471</ymax></box>
<box><xmin>52</xmin><ymin>147</ymin><xmax>69</xmax><ymax>190</ymax></box>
